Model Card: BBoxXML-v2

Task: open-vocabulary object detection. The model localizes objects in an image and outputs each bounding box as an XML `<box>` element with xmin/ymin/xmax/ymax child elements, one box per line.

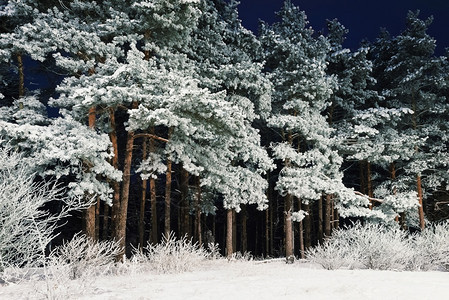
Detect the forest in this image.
<box><xmin>1</xmin><ymin>0</ymin><xmax>449</xmax><ymax>266</ymax></box>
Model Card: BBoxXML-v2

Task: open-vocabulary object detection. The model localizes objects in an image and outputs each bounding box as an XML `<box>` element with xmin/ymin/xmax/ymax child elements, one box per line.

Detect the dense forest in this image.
<box><xmin>1</xmin><ymin>0</ymin><xmax>449</xmax><ymax>262</ymax></box>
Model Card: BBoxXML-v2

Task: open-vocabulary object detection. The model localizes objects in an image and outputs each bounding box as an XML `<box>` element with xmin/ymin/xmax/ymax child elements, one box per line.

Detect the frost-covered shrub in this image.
<box><xmin>206</xmin><ymin>242</ymin><xmax>222</xmax><ymax>260</ymax></box>
<box><xmin>409</xmin><ymin>222</ymin><xmax>449</xmax><ymax>271</ymax></box>
<box><xmin>135</xmin><ymin>233</ymin><xmax>208</xmax><ymax>274</ymax></box>
<box><xmin>306</xmin><ymin>233</ymin><xmax>361</xmax><ymax>270</ymax></box>
<box><xmin>307</xmin><ymin>223</ymin><xmax>412</xmax><ymax>270</ymax></box>
<box><xmin>0</xmin><ymin>143</ymin><xmax>89</xmax><ymax>273</ymax></box>
<box><xmin>49</xmin><ymin>233</ymin><xmax>122</xmax><ymax>279</ymax></box>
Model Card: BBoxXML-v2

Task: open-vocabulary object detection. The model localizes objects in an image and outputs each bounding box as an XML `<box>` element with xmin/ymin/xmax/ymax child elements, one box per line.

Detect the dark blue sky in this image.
<box><xmin>237</xmin><ymin>0</ymin><xmax>449</xmax><ymax>54</ymax></box>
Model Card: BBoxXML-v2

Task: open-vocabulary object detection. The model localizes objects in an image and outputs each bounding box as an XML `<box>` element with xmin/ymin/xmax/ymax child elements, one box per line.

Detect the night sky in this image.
<box><xmin>237</xmin><ymin>0</ymin><xmax>449</xmax><ymax>54</ymax></box>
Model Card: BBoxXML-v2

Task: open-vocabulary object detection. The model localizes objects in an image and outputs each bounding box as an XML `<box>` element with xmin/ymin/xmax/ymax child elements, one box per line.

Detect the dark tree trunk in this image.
<box><xmin>318</xmin><ymin>196</ymin><xmax>323</xmax><ymax>243</ymax></box>
<box><xmin>84</xmin><ymin>106</ymin><xmax>97</xmax><ymax>240</ymax></box>
<box><xmin>226</xmin><ymin>209</ymin><xmax>233</xmax><ymax>258</ymax></box>
<box><xmin>149</xmin><ymin>128</ymin><xmax>158</xmax><ymax>244</ymax></box>
<box><xmin>325</xmin><ymin>194</ymin><xmax>332</xmax><ymax>237</ymax></box>
<box><xmin>17</xmin><ymin>53</ymin><xmax>24</xmax><ymax>100</ymax></box>
<box><xmin>194</xmin><ymin>176</ymin><xmax>202</xmax><ymax>246</ymax></box>
<box><xmin>103</xmin><ymin>204</ymin><xmax>109</xmax><ymax>240</ymax></box>
<box><xmin>180</xmin><ymin>168</ymin><xmax>191</xmax><ymax>239</ymax></box>
<box><xmin>164</xmin><ymin>157</ymin><xmax>172</xmax><ymax>238</ymax></box>
<box><xmin>303</xmin><ymin>203</ymin><xmax>312</xmax><ymax>249</ymax></box>
<box><xmin>285</xmin><ymin>193</ymin><xmax>294</xmax><ymax>261</ymax></box>
<box><xmin>115</xmin><ymin>128</ymin><xmax>135</xmax><ymax>260</ymax></box>
<box><xmin>164</xmin><ymin>128</ymin><xmax>173</xmax><ymax>238</ymax></box>
<box><xmin>367</xmin><ymin>161</ymin><xmax>374</xmax><ymax>209</ymax></box>
<box><xmin>417</xmin><ymin>175</ymin><xmax>425</xmax><ymax>229</ymax></box>
<box><xmin>359</xmin><ymin>160</ymin><xmax>367</xmax><ymax>195</ymax></box>
<box><xmin>241</xmin><ymin>205</ymin><xmax>247</xmax><ymax>253</ymax></box>
<box><xmin>109</xmin><ymin>109</ymin><xmax>121</xmax><ymax>241</ymax></box>
<box><xmin>232</xmin><ymin>210</ymin><xmax>237</xmax><ymax>253</ymax></box>
<box><xmin>298</xmin><ymin>199</ymin><xmax>305</xmax><ymax>259</ymax></box>
<box><xmin>139</xmin><ymin>138</ymin><xmax>148</xmax><ymax>249</ymax></box>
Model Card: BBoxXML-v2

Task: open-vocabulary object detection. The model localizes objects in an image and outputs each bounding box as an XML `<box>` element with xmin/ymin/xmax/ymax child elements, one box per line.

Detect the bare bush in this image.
<box><xmin>0</xmin><ymin>143</ymin><xmax>90</xmax><ymax>274</ymax></box>
<box><xmin>409</xmin><ymin>221</ymin><xmax>449</xmax><ymax>271</ymax></box>
<box><xmin>49</xmin><ymin>233</ymin><xmax>122</xmax><ymax>279</ymax></box>
<box><xmin>306</xmin><ymin>222</ymin><xmax>413</xmax><ymax>271</ymax></box>
<box><xmin>134</xmin><ymin>233</ymin><xmax>208</xmax><ymax>274</ymax></box>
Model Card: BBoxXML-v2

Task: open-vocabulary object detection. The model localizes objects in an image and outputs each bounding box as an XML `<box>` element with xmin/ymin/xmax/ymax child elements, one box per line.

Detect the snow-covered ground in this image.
<box><xmin>1</xmin><ymin>259</ymin><xmax>449</xmax><ymax>299</ymax></box>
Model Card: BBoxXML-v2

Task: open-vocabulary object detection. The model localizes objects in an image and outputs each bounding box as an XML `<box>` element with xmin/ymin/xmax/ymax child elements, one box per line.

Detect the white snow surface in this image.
<box><xmin>1</xmin><ymin>259</ymin><xmax>448</xmax><ymax>299</ymax></box>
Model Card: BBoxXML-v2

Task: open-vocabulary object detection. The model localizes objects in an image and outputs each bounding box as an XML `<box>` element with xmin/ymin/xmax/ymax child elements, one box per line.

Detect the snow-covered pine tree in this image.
<box><xmin>371</xmin><ymin>11</ymin><xmax>448</xmax><ymax>229</ymax></box>
<box><xmin>49</xmin><ymin>0</ymin><xmax>203</xmax><ymax>255</ymax></box>
<box><xmin>260</xmin><ymin>1</ymin><xmax>351</xmax><ymax>261</ymax></box>
<box><xmin>0</xmin><ymin>1</ymin><xmax>122</xmax><ymax>224</ymax></box>
<box><xmin>181</xmin><ymin>0</ymin><xmax>273</xmax><ymax>257</ymax></box>
<box><xmin>325</xmin><ymin>19</ymin><xmax>417</xmax><ymax>226</ymax></box>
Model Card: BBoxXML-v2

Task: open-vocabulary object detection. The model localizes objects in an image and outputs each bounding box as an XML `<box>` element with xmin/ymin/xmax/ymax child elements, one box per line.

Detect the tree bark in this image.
<box><xmin>164</xmin><ymin>156</ymin><xmax>172</xmax><ymax>238</ymax></box>
<box><xmin>115</xmin><ymin>126</ymin><xmax>134</xmax><ymax>260</ymax></box>
<box><xmin>285</xmin><ymin>193</ymin><xmax>294</xmax><ymax>261</ymax></box>
<box><xmin>180</xmin><ymin>168</ymin><xmax>191</xmax><ymax>239</ymax></box>
<box><xmin>325</xmin><ymin>194</ymin><xmax>332</xmax><ymax>237</ymax></box>
<box><xmin>359</xmin><ymin>160</ymin><xmax>367</xmax><ymax>195</ymax></box>
<box><xmin>241</xmin><ymin>205</ymin><xmax>247</xmax><ymax>253</ymax></box>
<box><xmin>115</xmin><ymin>122</ymin><xmax>135</xmax><ymax>260</ymax></box>
<box><xmin>417</xmin><ymin>175</ymin><xmax>425</xmax><ymax>230</ymax></box>
<box><xmin>95</xmin><ymin>196</ymin><xmax>100</xmax><ymax>240</ymax></box>
<box><xmin>149</xmin><ymin>127</ymin><xmax>158</xmax><ymax>244</ymax></box>
<box><xmin>109</xmin><ymin>109</ymin><xmax>121</xmax><ymax>241</ymax></box>
<box><xmin>412</xmin><ymin>92</ymin><xmax>425</xmax><ymax>230</ymax></box>
<box><xmin>164</xmin><ymin>128</ymin><xmax>173</xmax><ymax>238</ymax></box>
<box><xmin>226</xmin><ymin>209</ymin><xmax>233</xmax><ymax>258</ymax></box>
<box><xmin>318</xmin><ymin>196</ymin><xmax>323</xmax><ymax>243</ymax></box>
<box><xmin>367</xmin><ymin>161</ymin><xmax>374</xmax><ymax>209</ymax></box>
<box><xmin>194</xmin><ymin>176</ymin><xmax>202</xmax><ymax>246</ymax></box>
<box><xmin>232</xmin><ymin>210</ymin><xmax>237</xmax><ymax>253</ymax></box>
<box><xmin>103</xmin><ymin>204</ymin><xmax>109</xmax><ymax>240</ymax></box>
<box><xmin>298</xmin><ymin>199</ymin><xmax>305</xmax><ymax>259</ymax></box>
<box><xmin>17</xmin><ymin>53</ymin><xmax>24</xmax><ymax>100</ymax></box>
<box><xmin>139</xmin><ymin>138</ymin><xmax>148</xmax><ymax>249</ymax></box>
<box><xmin>84</xmin><ymin>106</ymin><xmax>97</xmax><ymax>240</ymax></box>
<box><xmin>303</xmin><ymin>203</ymin><xmax>312</xmax><ymax>249</ymax></box>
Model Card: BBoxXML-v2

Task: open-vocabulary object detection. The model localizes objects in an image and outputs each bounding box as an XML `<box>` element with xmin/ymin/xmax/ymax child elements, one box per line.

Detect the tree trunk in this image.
<box><xmin>367</xmin><ymin>161</ymin><xmax>374</xmax><ymax>209</ymax></box>
<box><xmin>298</xmin><ymin>199</ymin><xmax>305</xmax><ymax>259</ymax></box>
<box><xmin>285</xmin><ymin>193</ymin><xmax>294</xmax><ymax>261</ymax></box>
<box><xmin>359</xmin><ymin>160</ymin><xmax>367</xmax><ymax>195</ymax></box>
<box><xmin>265</xmin><ymin>207</ymin><xmax>270</xmax><ymax>257</ymax></box>
<box><xmin>164</xmin><ymin>128</ymin><xmax>173</xmax><ymax>238</ymax></box>
<box><xmin>17</xmin><ymin>53</ymin><xmax>24</xmax><ymax>100</ymax></box>
<box><xmin>95</xmin><ymin>196</ymin><xmax>100</xmax><ymax>240</ymax></box>
<box><xmin>232</xmin><ymin>210</ymin><xmax>237</xmax><ymax>253</ymax></box>
<box><xmin>149</xmin><ymin>128</ymin><xmax>158</xmax><ymax>244</ymax></box>
<box><xmin>417</xmin><ymin>175</ymin><xmax>425</xmax><ymax>230</ymax></box>
<box><xmin>194</xmin><ymin>176</ymin><xmax>202</xmax><ymax>246</ymax></box>
<box><xmin>180</xmin><ymin>168</ymin><xmax>190</xmax><ymax>239</ymax></box>
<box><xmin>318</xmin><ymin>196</ymin><xmax>323</xmax><ymax>244</ymax></box>
<box><xmin>284</xmin><ymin>130</ymin><xmax>294</xmax><ymax>262</ymax></box>
<box><xmin>333</xmin><ymin>208</ymin><xmax>339</xmax><ymax>230</ymax></box>
<box><xmin>115</xmin><ymin>127</ymin><xmax>135</xmax><ymax>260</ymax></box>
<box><xmin>412</xmin><ymin>92</ymin><xmax>425</xmax><ymax>230</ymax></box>
<box><xmin>84</xmin><ymin>106</ymin><xmax>97</xmax><ymax>240</ymax></box>
<box><xmin>325</xmin><ymin>194</ymin><xmax>332</xmax><ymax>237</ymax></box>
<box><xmin>241</xmin><ymin>205</ymin><xmax>247</xmax><ymax>253</ymax></box>
<box><xmin>139</xmin><ymin>138</ymin><xmax>148</xmax><ymax>249</ymax></box>
<box><xmin>103</xmin><ymin>204</ymin><xmax>109</xmax><ymax>240</ymax></box>
<box><xmin>303</xmin><ymin>203</ymin><xmax>312</xmax><ymax>249</ymax></box>
<box><xmin>164</xmin><ymin>157</ymin><xmax>172</xmax><ymax>238</ymax></box>
<box><xmin>226</xmin><ymin>209</ymin><xmax>233</xmax><ymax>258</ymax></box>
<box><xmin>109</xmin><ymin>109</ymin><xmax>121</xmax><ymax>240</ymax></box>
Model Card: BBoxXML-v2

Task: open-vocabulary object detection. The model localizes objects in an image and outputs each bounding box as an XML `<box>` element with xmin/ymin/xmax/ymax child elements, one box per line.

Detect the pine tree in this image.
<box><xmin>370</xmin><ymin>11</ymin><xmax>448</xmax><ymax>229</ymax></box>
<box><xmin>260</xmin><ymin>1</ymin><xmax>350</xmax><ymax>261</ymax></box>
